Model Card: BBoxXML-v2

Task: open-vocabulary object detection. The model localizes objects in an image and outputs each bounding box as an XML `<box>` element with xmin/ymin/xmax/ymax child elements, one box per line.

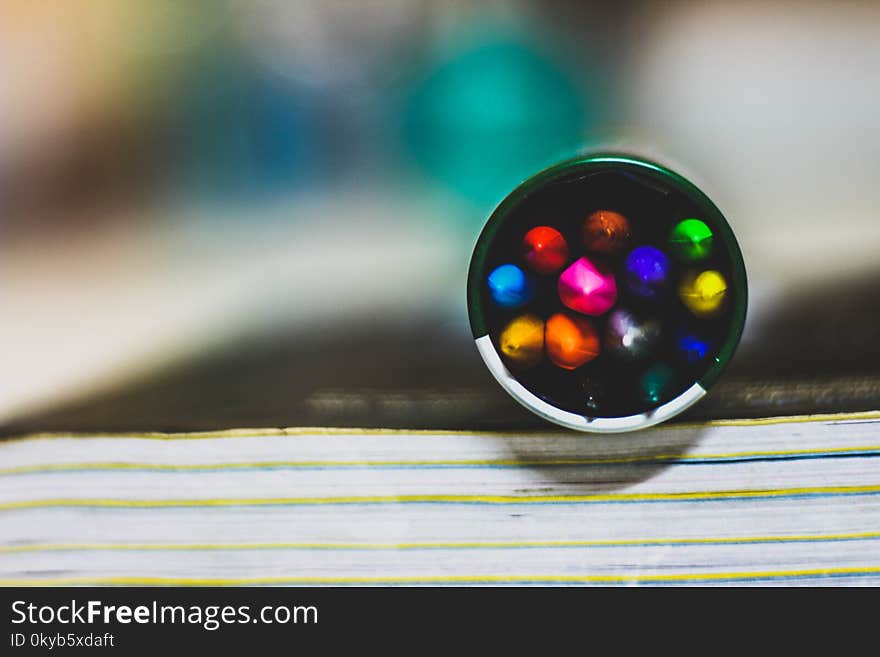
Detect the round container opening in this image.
<box><xmin>467</xmin><ymin>154</ymin><xmax>747</xmax><ymax>432</ymax></box>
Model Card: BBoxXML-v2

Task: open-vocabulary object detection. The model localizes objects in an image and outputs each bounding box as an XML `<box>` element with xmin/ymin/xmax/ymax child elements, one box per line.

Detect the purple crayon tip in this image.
<box><xmin>557</xmin><ymin>256</ymin><xmax>617</xmax><ymax>316</ymax></box>
<box><xmin>624</xmin><ymin>246</ymin><xmax>671</xmax><ymax>300</ymax></box>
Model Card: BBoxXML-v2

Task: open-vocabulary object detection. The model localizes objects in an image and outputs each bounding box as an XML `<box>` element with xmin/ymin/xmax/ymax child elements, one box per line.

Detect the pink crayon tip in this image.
<box><xmin>558</xmin><ymin>256</ymin><xmax>617</xmax><ymax>316</ymax></box>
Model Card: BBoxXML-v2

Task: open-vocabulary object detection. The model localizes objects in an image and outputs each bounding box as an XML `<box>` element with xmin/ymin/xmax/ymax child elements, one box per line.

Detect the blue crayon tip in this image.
<box><xmin>624</xmin><ymin>246</ymin><xmax>671</xmax><ymax>299</ymax></box>
<box><xmin>487</xmin><ymin>264</ymin><xmax>534</xmax><ymax>308</ymax></box>
<box><xmin>677</xmin><ymin>334</ymin><xmax>709</xmax><ymax>364</ymax></box>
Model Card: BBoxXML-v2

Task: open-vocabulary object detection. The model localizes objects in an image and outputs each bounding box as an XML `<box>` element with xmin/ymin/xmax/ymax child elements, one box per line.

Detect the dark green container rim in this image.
<box><xmin>466</xmin><ymin>152</ymin><xmax>747</xmax><ymax>395</ymax></box>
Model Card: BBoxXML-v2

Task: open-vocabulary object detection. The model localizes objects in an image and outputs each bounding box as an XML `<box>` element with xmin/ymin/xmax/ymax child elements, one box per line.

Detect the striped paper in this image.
<box><xmin>2</xmin><ymin>412</ymin><xmax>879</xmax><ymax>585</ymax></box>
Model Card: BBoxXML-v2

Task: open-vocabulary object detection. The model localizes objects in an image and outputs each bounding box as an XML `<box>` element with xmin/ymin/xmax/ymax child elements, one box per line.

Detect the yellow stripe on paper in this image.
<box><xmin>2</xmin><ymin>409</ymin><xmax>879</xmax><ymax>444</ymax></box>
<box><xmin>2</xmin><ymin>483</ymin><xmax>880</xmax><ymax>511</ymax></box>
<box><xmin>3</xmin><ymin>530</ymin><xmax>880</xmax><ymax>554</ymax></box>
<box><xmin>3</xmin><ymin>566</ymin><xmax>880</xmax><ymax>586</ymax></box>
<box><xmin>2</xmin><ymin>443</ymin><xmax>879</xmax><ymax>476</ymax></box>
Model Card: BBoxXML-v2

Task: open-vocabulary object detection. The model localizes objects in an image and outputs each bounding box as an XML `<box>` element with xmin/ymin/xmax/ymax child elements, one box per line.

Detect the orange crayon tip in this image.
<box><xmin>545</xmin><ymin>312</ymin><xmax>600</xmax><ymax>370</ymax></box>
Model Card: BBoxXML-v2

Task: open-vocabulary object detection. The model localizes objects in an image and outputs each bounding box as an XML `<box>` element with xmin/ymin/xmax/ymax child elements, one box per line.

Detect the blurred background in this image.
<box><xmin>2</xmin><ymin>0</ymin><xmax>879</xmax><ymax>434</ymax></box>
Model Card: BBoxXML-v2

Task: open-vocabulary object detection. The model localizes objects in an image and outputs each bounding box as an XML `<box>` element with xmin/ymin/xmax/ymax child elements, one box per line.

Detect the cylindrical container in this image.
<box><xmin>467</xmin><ymin>153</ymin><xmax>747</xmax><ymax>432</ymax></box>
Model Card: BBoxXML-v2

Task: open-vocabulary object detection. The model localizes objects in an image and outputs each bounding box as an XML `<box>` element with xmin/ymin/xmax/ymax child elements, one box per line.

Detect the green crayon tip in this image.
<box><xmin>669</xmin><ymin>218</ymin><xmax>713</xmax><ymax>262</ymax></box>
<box><xmin>640</xmin><ymin>363</ymin><xmax>676</xmax><ymax>405</ymax></box>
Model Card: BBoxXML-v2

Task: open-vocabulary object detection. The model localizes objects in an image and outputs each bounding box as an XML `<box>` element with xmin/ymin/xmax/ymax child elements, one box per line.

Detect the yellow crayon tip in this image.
<box><xmin>499</xmin><ymin>314</ymin><xmax>545</xmax><ymax>368</ymax></box>
<box><xmin>679</xmin><ymin>270</ymin><xmax>727</xmax><ymax>317</ymax></box>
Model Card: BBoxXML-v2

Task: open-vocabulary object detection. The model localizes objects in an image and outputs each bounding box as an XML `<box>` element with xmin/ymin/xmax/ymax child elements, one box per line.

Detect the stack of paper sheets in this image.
<box><xmin>2</xmin><ymin>412</ymin><xmax>879</xmax><ymax>585</ymax></box>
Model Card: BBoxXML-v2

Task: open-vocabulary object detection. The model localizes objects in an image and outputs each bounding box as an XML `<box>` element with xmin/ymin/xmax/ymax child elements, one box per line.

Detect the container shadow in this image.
<box><xmin>492</xmin><ymin>425</ymin><xmax>707</xmax><ymax>494</ymax></box>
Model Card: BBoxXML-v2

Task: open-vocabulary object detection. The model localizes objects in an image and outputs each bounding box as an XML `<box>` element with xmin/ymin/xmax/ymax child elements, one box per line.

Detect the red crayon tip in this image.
<box><xmin>522</xmin><ymin>226</ymin><xmax>569</xmax><ymax>275</ymax></box>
